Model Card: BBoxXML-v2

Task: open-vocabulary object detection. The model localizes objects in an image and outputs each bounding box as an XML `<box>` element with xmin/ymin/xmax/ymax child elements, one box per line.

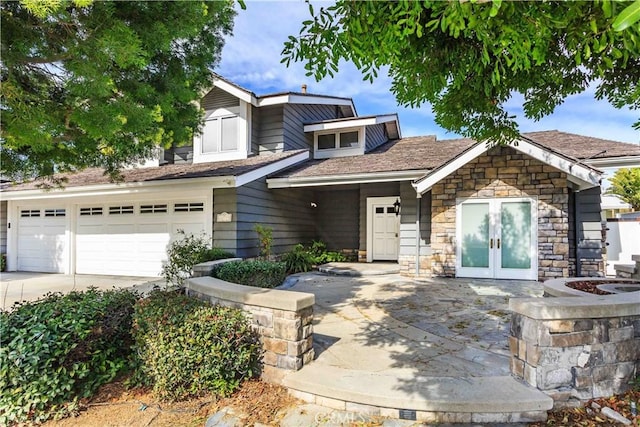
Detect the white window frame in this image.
<box><xmin>314</xmin><ymin>126</ymin><xmax>365</xmax><ymax>159</ymax></box>
<box><xmin>193</xmin><ymin>101</ymin><xmax>250</xmax><ymax>163</ymax></box>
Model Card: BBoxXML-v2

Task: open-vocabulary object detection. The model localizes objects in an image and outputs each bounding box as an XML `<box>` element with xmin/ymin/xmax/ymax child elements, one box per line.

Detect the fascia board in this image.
<box><xmin>234</xmin><ymin>151</ymin><xmax>310</xmax><ymax>187</ymax></box>
<box><xmin>267</xmin><ymin>170</ymin><xmax>427</xmax><ymax>189</ymax></box>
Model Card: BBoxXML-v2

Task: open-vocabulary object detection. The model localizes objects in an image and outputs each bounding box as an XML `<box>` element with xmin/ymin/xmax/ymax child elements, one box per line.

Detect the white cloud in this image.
<box><xmin>218</xmin><ymin>1</ymin><xmax>640</xmax><ymax>144</ymax></box>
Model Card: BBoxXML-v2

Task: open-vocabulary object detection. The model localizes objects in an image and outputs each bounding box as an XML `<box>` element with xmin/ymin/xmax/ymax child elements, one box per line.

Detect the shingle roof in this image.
<box><xmin>4</xmin><ymin>150</ymin><xmax>306</xmax><ymax>192</ymax></box>
<box><xmin>523</xmin><ymin>130</ymin><xmax>640</xmax><ymax>159</ymax></box>
<box><xmin>274</xmin><ymin>130</ymin><xmax>640</xmax><ymax>179</ymax></box>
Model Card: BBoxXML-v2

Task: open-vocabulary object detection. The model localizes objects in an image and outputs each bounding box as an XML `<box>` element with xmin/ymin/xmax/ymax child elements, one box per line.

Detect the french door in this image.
<box><xmin>456</xmin><ymin>198</ymin><xmax>537</xmax><ymax>280</ymax></box>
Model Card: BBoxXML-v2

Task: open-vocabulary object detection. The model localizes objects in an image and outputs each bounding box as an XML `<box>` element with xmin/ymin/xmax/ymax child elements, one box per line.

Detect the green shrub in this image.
<box><xmin>281</xmin><ymin>244</ymin><xmax>315</xmax><ymax>273</ymax></box>
<box><xmin>214</xmin><ymin>260</ymin><xmax>287</xmax><ymax>288</ymax></box>
<box><xmin>130</xmin><ymin>290</ymin><xmax>261</xmax><ymax>401</ymax></box>
<box><xmin>0</xmin><ymin>288</ymin><xmax>138</xmax><ymax>424</ymax></box>
<box><xmin>162</xmin><ymin>231</ymin><xmax>234</xmax><ymax>286</ymax></box>
<box><xmin>0</xmin><ymin>254</ymin><xmax>5</xmax><ymax>272</ymax></box>
<box><xmin>202</xmin><ymin>247</ymin><xmax>235</xmax><ymax>262</ymax></box>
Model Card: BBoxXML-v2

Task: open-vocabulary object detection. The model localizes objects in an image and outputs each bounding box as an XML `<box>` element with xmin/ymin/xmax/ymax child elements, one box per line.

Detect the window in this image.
<box><xmin>140</xmin><ymin>204</ymin><xmax>168</xmax><ymax>214</ymax></box>
<box><xmin>44</xmin><ymin>209</ymin><xmax>66</xmax><ymax>217</ymax></box>
<box><xmin>109</xmin><ymin>205</ymin><xmax>134</xmax><ymax>215</ymax></box>
<box><xmin>194</xmin><ymin>103</ymin><xmax>249</xmax><ymax>164</ymax></box>
<box><xmin>20</xmin><ymin>209</ymin><xmax>40</xmax><ymax>217</ymax></box>
<box><xmin>316</xmin><ymin>131</ymin><xmax>361</xmax><ymax>150</ymax></box>
<box><xmin>202</xmin><ymin>116</ymin><xmax>238</xmax><ymax>154</ymax></box>
<box><xmin>314</xmin><ymin>127</ymin><xmax>364</xmax><ymax>159</ymax></box>
<box><xmin>174</xmin><ymin>202</ymin><xmax>204</xmax><ymax>212</ymax></box>
<box><xmin>80</xmin><ymin>207</ymin><xmax>103</xmax><ymax>216</ymax></box>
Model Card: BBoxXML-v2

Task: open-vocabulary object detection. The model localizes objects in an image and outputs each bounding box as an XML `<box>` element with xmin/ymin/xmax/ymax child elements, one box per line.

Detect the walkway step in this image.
<box><xmin>284</xmin><ymin>364</ymin><xmax>553</xmax><ymax>423</ymax></box>
<box><xmin>317</xmin><ymin>263</ymin><xmax>400</xmax><ymax>276</ymax></box>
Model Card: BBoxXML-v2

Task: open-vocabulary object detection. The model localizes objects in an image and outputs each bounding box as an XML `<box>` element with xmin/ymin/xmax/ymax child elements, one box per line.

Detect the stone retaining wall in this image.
<box><xmin>185</xmin><ymin>275</ymin><xmax>315</xmax><ymax>384</ymax></box>
<box><xmin>509</xmin><ymin>293</ymin><xmax>640</xmax><ymax>408</ymax></box>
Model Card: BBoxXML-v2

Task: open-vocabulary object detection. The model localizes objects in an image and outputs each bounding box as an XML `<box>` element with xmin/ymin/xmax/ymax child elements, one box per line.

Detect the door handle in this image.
<box><xmin>490</xmin><ymin>238</ymin><xmax>494</xmax><ymax>249</ymax></box>
<box><xmin>497</xmin><ymin>238</ymin><xmax>501</xmax><ymax>249</ymax></box>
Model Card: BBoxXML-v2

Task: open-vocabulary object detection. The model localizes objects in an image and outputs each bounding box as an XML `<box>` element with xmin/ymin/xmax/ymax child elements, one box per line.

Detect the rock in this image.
<box><xmin>205</xmin><ymin>408</ymin><xmax>242</xmax><ymax>427</ymax></box>
<box><xmin>590</xmin><ymin>402</ymin><xmax>601</xmax><ymax>410</ymax></box>
<box><xmin>601</xmin><ymin>407</ymin><xmax>632</xmax><ymax>425</ymax></box>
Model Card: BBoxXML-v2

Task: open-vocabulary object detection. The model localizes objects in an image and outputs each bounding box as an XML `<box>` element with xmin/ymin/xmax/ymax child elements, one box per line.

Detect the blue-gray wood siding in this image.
<box><xmin>399</xmin><ymin>183</ymin><xmax>431</xmax><ymax>257</ymax></box>
<box><xmin>213</xmin><ymin>179</ymin><xmax>316</xmax><ymax>257</ymax></box>
<box><xmin>256</xmin><ymin>106</ymin><xmax>284</xmax><ymax>154</ymax></box>
<box><xmin>359</xmin><ymin>182</ymin><xmax>401</xmax><ymax>250</ymax></box>
<box><xmin>202</xmin><ymin>87</ymin><xmax>240</xmax><ymax>111</ymax></box>
<box><xmin>575</xmin><ymin>186</ymin><xmax>604</xmax><ymax>262</ymax></box>
<box><xmin>0</xmin><ymin>200</ymin><xmax>6</xmax><ymax>254</ymax></box>
<box><xmin>365</xmin><ymin>123</ymin><xmax>388</xmax><ymax>152</ymax></box>
<box><xmin>315</xmin><ymin>188</ymin><xmax>359</xmax><ymax>251</ymax></box>
<box><xmin>283</xmin><ymin>104</ymin><xmax>338</xmax><ymax>152</ymax></box>
<box><xmin>251</xmin><ymin>105</ymin><xmax>260</xmax><ymax>155</ymax></box>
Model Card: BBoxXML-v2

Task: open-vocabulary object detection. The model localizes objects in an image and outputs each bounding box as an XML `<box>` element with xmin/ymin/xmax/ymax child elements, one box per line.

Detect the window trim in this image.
<box><xmin>314</xmin><ymin>126</ymin><xmax>365</xmax><ymax>159</ymax></box>
<box><xmin>193</xmin><ymin>102</ymin><xmax>250</xmax><ymax>163</ymax></box>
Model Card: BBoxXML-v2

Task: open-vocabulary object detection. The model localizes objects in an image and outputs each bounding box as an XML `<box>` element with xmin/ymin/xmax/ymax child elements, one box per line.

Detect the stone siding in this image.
<box><xmin>186</xmin><ymin>275</ymin><xmax>315</xmax><ymax>384</ymax></box>
<box><xmin>509</xmin><ymin>293</ymin><xmax>640</xmax><ymax>408</ymax></box>
<box><xmin>398</xmin><ymin>254</ymin><xmax>432</xmax><ymax>277</ymax></box>
<box><xmin>430</xmin><ymin>146</ymin><xmax>570</xmax><ymax>280</ymax></box>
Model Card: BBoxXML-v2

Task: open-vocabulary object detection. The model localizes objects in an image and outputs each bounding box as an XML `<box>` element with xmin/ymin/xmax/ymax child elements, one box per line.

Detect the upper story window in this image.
<box><xmin>314</xmin><ymin>127</ymin><xmax>365</xmax><ymax>159</ymax></box>
<box><xmin>194</xmin><ymin>104</ymin><xmax>249</xmax><ymax>163</ymax></box>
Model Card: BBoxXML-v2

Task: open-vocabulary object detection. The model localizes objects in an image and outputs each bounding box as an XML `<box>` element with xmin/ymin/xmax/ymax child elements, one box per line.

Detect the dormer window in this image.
<box><xmin>194</xmin><ymin>104</ymin><xmax>250</xmax><ymax>163</ymax></box>
<box><xmin>314</xmin><ymin>127</ymin><xmax>364</xmax><ymax>159</ymax></box>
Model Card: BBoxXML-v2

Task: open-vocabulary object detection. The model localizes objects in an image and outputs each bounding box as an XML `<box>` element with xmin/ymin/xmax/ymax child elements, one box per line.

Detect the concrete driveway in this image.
<box><xmin>0</xmin><ymin>272</ymin><xmax>166</xmax><ymax>310</ymax></box>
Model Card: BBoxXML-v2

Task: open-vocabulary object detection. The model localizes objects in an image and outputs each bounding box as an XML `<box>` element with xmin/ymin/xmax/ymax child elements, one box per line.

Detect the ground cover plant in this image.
<box><xmin>129</xmin><ymin>290</ymin><xmax>262</xmax><ymax>400</ymax></box>
<box><xmin>0</xmin><ymin>288</ymin><xmax>138</xmax><ymax>424</ymax></box>
<box><xmin>281</xmin><ymin>240</ymin><xmax>347</xmax><ymax>273</ymax></box>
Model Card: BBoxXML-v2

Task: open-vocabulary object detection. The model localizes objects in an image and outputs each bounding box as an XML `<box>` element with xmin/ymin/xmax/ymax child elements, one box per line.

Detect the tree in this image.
<box><xmin>1</xmin><ymin>0</ymin><xmax>236</xmax><ymax>181</ymax></box>
<box><xmin>608</xmin><ymin>168</ymin><xmax>640</xmax><ymax>210</ymax></box>
<box><xmin>282</xmin><ymin>1</ymin><xmax>640</xmax><ymax>144</ymax></box>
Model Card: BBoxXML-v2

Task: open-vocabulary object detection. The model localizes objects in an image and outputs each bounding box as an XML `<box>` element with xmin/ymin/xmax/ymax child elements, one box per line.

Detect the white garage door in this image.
<box><xmin>76</xmin><ymin>201</ymin><xmax>207</xmax><ymax>277</ymax></box>
<box><xmin>17</xmin><ymin>208</ymin><xmax>67</xmax><ymax>273</ymax></box>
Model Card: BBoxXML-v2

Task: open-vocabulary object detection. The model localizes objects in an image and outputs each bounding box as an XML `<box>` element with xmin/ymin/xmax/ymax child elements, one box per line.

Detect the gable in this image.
<box><xmin>413</xmin><ymin>138</ymin><xmax>602</xmax><ymax>195</ymax></box>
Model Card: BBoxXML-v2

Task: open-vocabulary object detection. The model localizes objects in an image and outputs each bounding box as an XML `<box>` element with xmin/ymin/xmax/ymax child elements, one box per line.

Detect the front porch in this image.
<box><xmin>281</xmin><ymin>272</ymin><xmax>553</xmax><ymax>423</ymax></box>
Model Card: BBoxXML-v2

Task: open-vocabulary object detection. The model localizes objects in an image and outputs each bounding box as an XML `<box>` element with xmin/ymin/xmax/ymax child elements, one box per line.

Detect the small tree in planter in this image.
<box><xmin>253</xmin><ymin>224</ymin><xmax>273</xmax><ymax>260</ymax></box>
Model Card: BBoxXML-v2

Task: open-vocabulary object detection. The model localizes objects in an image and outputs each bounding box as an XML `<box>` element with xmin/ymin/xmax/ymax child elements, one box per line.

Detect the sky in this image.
<box><xmin>216</xmin><ymin>1</ymin><xmax>640</xmax><ymax>145</ymax></box>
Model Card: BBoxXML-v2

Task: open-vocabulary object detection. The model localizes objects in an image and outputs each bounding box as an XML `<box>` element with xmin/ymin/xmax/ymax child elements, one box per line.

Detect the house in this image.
<box><xmin>2</xmin><ymin>75</ymin><xmax>640</xmax><ymax>280</ymax></box>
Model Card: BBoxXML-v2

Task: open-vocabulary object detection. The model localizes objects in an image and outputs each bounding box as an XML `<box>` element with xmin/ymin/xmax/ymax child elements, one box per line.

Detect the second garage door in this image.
<box><xmin>76</xmin><ymin>201</ymin><xmax>207</xmax><ymax>277</ymax></box>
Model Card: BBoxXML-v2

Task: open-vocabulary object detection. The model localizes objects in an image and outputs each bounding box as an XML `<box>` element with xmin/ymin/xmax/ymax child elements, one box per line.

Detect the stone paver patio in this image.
<box><xmin>281</xmin><ymin>270</ymin><xmax>552</xmax><ymax>424</ymax></box>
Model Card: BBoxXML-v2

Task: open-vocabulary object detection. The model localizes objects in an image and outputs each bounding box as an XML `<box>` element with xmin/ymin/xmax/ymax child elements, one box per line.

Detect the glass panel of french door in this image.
<box><xmin>460</xmin><ymin>202</ymin><xmax>490</xmax><ymax>268</ymax></box>
<box><xmin>500</xmin><ymin>201</ymin><xmax>532</xmax><ymax>269</ymax></box>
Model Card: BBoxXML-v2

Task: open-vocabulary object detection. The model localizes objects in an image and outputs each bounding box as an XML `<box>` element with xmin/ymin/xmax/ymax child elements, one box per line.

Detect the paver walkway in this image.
<box><xmin>280</xmin><ymin>272</ymin><xmax>553</xmax><ymax>424</ymax></box>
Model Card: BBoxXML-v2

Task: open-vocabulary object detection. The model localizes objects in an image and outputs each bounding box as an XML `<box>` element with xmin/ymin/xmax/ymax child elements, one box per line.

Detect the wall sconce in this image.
<box><xmin>393</xmin><ymin>198</ymin><xmax>401</xmax><ymax>216</ymax></box>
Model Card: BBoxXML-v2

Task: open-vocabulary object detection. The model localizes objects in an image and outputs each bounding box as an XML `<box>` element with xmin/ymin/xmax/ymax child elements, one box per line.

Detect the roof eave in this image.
<box><xmin>267</xmin><ymin>169</ymin><xmax>428</xmax><ymax>189</ymax></box>
<box><xmin>412</xmin><ymin>138</ymin><xmax>602</xmax><ymax>195</ymax></box>
<box><xmin>3</xmin><ymin>151</ymin><xmax>310</xmax><ymax>201</ymax></box>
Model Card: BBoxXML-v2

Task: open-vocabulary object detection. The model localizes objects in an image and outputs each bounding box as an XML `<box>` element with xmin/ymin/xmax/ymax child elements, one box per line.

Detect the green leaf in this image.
<box><xmin>612</xmin><ymin>1</ymin><xmax>640</xmax><ymax>31</ymax></box>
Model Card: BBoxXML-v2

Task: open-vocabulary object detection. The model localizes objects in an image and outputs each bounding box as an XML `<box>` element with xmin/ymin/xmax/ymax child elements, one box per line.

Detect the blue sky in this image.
<box><xmin>217</xmin><ymin>1</ymin><xmax>640</xmax><ymax>144</ymax></box>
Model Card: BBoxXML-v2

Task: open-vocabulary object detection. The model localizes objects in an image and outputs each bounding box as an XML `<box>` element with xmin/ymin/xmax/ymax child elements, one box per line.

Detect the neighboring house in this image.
<box><xmin>2</xmin><ymin>75</ymin><xmax>640</xmax><ymax>280</ymax></box>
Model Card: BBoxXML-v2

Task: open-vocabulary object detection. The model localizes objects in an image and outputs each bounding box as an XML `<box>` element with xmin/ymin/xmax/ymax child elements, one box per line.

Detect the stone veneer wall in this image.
<box><xmin>186</xmin><ymin>274</ymin><xmax>315</xmax><ymax>384</ymax></box>
<box><xmin>509</xmin><ymin>294</ymin><xmax>640</xmax><ymax>408</ymax></box>
<box><xmin>398</xmin><ymin>254</ymin><xmax>432</xmax><ymax>277</ymax></box>
<box><xmin>430</xmin><ymin>146</ymin><xmax>570</xmax><ymax>280</ymax></box>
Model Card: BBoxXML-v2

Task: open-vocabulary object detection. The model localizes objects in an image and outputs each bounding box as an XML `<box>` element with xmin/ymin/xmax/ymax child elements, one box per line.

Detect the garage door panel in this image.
<box><xmin>76</xmin><ymin>202</ymin><xmax>206</xmax><ymax>277</ymax></box>
<box><xmin>16</xmin><ymin>209</ymin><xmax>67</xmax><ymax>273</ymax></box>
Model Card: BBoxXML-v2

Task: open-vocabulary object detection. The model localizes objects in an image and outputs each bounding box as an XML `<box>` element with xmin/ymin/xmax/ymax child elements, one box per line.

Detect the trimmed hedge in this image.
<box><xmin>130</xmin><ymin>290</ymin><xmax>262</xmax><ymax>400</ymax></box>
<box><xmin>213</xmin><ymin>260</ymin><xmax>287</xmax><ymax>288</ymax></box>
<box><xmin>0</xmin><ymin>288</ymin><xmax>138</xmax><ymax>424</ymax></box>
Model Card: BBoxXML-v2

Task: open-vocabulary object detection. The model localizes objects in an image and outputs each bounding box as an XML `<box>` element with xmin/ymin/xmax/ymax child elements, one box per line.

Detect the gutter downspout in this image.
<box><xmin>415</xmin><ymin>192</ymin><xmax>422</xmax><ymax>277</ymax></box>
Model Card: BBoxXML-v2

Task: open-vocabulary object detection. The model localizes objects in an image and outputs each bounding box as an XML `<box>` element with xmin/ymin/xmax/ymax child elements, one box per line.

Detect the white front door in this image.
<box><xmin>367</xmin><ymin>197</ymin><xmax>400</xmax><ymax>261</ymax></box>
<box><xmin>456</xmin><ymin>198</ymin><xmax>537</xmax><ymax>280</ymax></box>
